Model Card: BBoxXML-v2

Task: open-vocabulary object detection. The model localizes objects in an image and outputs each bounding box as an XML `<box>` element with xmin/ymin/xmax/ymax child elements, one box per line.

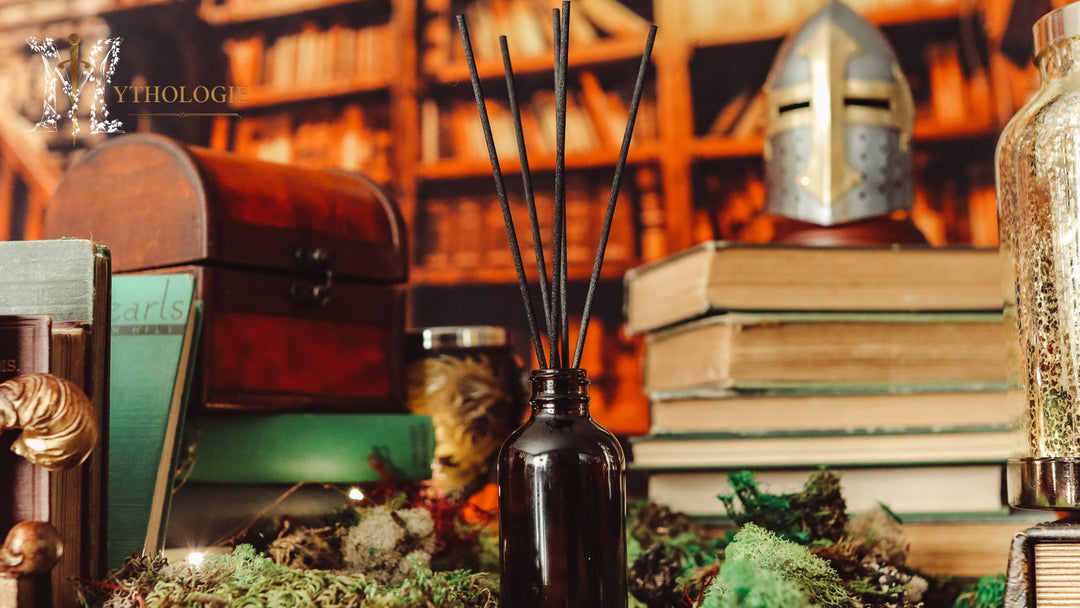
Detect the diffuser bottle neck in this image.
<box><xmin>1038</xmin><ymin>37</ymin><xmax>1080</xmax><ymax>81</ymax></box>
<box><xmin>529</xmin><ymin>368</ymin><xmax>590</xmax><ymax>417</ymax></box>
<box><xmin>1035</xmin><ymin>5</ymin><xmax>1080</xmax><ymax>81</ymax></box>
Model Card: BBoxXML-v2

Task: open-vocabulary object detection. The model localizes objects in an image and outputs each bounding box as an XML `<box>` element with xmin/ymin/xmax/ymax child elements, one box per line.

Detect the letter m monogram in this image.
<box><xmin>26</xmin><ymin>34</ymin><xmax>124</xmax><ymax>140</ymax></box>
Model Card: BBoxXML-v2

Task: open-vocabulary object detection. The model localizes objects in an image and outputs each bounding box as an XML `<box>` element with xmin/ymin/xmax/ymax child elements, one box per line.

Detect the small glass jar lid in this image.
<box><xmin>410</xmin><ymin>326</ymin><xmax>508</xmax><ymax>351</ymax></box>
<box><xmin>1035</xmin><ymin>2</ymin><xmax>1080</xmax><ymax>58</ymax></box>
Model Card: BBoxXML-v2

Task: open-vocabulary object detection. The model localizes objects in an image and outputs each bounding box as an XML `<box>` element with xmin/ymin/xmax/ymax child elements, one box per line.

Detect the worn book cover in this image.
<box><xmin>624</xmin><ymin>242</ymin><xmax>1003</xmax><ymax>334</ymax></box>
<box><xmin>648</xmin><ymin>387</ymin><xmax>1015</xmax><ymax>434</ymax></box>
<box><xmin>631</xmin><ymin>426</ymin><xmax>1024</xmax><ymax>470</ymax></box>
<box><xmin>643</xmin><ymin>311</ymin><xmax>1007</xmax><ymax>393</ymax></box>
<box><xmin>107</xmin><ymin>273</ymin><xmax>198</xmax><ymax>569</ymax></box>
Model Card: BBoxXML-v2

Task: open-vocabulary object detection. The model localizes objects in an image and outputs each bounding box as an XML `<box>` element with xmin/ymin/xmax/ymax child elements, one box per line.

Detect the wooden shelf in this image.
<box><xmin>199</xmin><ymin>0</ymin><xmax>372</xmax><ymax>25</ymax></box>
<box><xmin>231</xmin><ymin>77</ymin><xmax>390</xmax><ymax>109</ymax></box>
<box><xmin>431</xmin><ymin>38</ymin><xmax>648</xmax><ymax>84</ymax></box>
<box><xmin>418</xmin><ymin>142</ymin><xmax>660</xmax><ymax>180</ymax></box>
<box><xmin>691</xmin><ymin>137</ymin><xmax>764</xmax><ymax>161</ymax></box>
<box><xmin>688</xmin><ymin>0</ymin><xmax>966</xmax><ymax>49</ymax></box>
<box><xmin>410</xmin><ymin>260</ymin><xmax>634</xmax><ymax>287</ymax></box>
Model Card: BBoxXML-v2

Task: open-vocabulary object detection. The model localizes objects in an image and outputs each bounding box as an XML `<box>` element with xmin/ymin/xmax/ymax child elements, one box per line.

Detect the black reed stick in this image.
<box><xmin>548</xmin><ymin>7</ymin><xmax>563</xmax><ymax>368</ymax></box>
<box><xmin>500</xmin><ymin>36</ymin><xmax>555</xmax><ymax>368</ymax></box>
<box><xmin>572</xmin><ymin>25</ymin><xmax>657</xmax><ymax>369</ymax></box>
<box><xmin>457</xmin><ymin>15</ymin><xmax>547</xmax><ymax>369</ymax></box>
<box><xmin>556</xmin><ymin>1</ymin><xmax>571</xmax><ymax>368</ymax></box>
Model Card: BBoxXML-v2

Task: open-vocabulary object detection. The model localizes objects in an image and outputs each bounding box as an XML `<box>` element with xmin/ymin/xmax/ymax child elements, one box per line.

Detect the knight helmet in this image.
<box><xmin>763</xmin><ymin>0</ymin><xmax>915</xmax><ymax>226</ymax></box>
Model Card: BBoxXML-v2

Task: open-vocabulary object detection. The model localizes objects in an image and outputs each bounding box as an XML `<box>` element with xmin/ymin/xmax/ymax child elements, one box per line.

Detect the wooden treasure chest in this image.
<box><xmin>43</xmin><ymin>134</ymin><xmax>407</xmax><ymax>412</ymax></box>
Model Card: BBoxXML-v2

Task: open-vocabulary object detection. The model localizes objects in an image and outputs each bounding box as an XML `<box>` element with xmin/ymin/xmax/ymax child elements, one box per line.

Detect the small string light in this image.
<box><xmin>348</xmin><ymin>487</ymin><xmax>365</xmax><ymax>501</ymax></box>
<box><xmin>187</xmin><ymin>551</ymin><xmax>206</xmax><ymax>567</ymax></box>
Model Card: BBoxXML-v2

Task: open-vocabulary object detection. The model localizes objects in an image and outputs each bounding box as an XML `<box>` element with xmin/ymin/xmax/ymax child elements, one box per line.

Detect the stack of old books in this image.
<box><xmin>624</xmin><ymin>241</ymin><xmax>1038</xmax><ymax>576</ymax></box>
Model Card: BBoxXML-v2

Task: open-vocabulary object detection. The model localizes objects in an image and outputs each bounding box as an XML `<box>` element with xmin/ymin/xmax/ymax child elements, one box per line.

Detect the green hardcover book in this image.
<box><xmin>623</xmin><ymin>242</ymin><xmax>1002</xmax><ymax>334</ymax></box>
<box><xmin>108</xmin><ymin>273</ymin><xmax>198</xmax><ymax>569</ymax></box>
<box><xmin>183</xmin><ymin>413</ymin><xmax>435</xmax><ymax>484</ymax></box>
<box><xmin>630</xmin><ymin>426</ymin><xmax>1024</xmax><ymax>470</ymax></box>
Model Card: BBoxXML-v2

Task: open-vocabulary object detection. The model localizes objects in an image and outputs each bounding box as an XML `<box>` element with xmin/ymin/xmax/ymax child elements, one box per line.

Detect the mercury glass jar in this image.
<box><xmin>999</xmin><ymin>2</ymin><xmax>1080</xmax><ymax>509</ymax></box>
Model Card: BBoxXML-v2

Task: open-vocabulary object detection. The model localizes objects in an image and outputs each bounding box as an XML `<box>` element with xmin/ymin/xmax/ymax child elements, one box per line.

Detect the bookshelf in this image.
<box><xmin>193</xmin><ymin>0</ymin><xmax>1022</xmax><ymax>434</ymax></box>
<box><xmin>203</xmin><ymin>0</ymin><xmax>412</xmax><ymax>188</ymax></box>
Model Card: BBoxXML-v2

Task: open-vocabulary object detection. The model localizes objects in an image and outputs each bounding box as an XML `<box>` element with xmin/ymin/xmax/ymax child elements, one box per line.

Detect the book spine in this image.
<box><xmin>184</xmin><ymin>413</ymin><xmax>436</xmax><ymax>483</ymax></box>
<box><xmin>0</xmin><ymin>315</ymin><xmax>52</xmax><ymax>527</ymax></box>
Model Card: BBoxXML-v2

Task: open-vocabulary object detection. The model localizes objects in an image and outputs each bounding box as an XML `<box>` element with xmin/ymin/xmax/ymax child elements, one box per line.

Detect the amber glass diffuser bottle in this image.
<box><xmin>498</xmin><ymin>368</ymin><xmax>626</xmax><ymax>606</ymax></box>
<box><xmin>456</xmin><ymin>4</ymin><xmax>654</xmax><ymax>605</ymax></box>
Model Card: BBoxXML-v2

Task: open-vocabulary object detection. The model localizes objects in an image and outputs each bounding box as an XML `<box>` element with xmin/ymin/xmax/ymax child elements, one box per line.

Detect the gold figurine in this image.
<box><xmin>0</xmin><ymin>373</ymin><xmax>97</xmax><ymax>471</ymax></box>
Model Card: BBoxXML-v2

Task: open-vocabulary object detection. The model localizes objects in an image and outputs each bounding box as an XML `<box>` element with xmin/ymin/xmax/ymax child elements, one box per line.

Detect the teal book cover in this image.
<box><xmin>108</xmin><ymin>273</ymin><xmax>198</xmax><ymax>569</ymax></box>
<box><xmin>183</xmin><ymin>413</ymin><xmax>435</xmax><ymax>484</ymax></box>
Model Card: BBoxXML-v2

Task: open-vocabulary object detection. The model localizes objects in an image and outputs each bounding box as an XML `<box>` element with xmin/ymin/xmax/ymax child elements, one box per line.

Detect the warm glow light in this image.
<box><xmin>188</xmin><ymin>551</ymin><xmax>206</xmax><ymax>567</ymax></box>
<box><xmin>348</xmin><ymin>487</ymin><xmax>365</xmax><ymax>501</ymax></box>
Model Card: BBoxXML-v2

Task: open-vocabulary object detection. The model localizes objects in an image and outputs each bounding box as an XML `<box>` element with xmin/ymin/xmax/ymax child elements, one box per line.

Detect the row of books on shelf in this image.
<box><xmin>226</xmin><ymin>104</ymin><xmax>393</xmax><ymax>181</ymax></box>
<box><xmin>675</xmin><ymin>0</ymin><xmax>961</xmax><ymax>44</ymax></box>
<box><xmin>421</xmin><ymin>71</ymin><xmax>657</xmax><ymax>165</ymax></box>
<box><xmin>422</xmin><ymin>0</ymin><xmax>650</xmax><ymax>72</ymax></box>
<box><xmin>225</xmin><ymin>22</ymin><xmax>393</xmax><ymax>93</ymax></box>
<box><xmin>702</xmin><ymin>39</ymin><xmax>996</xmax><ymax>142</ymax></box>
<box><xmin>416</xmin><ymin>176</ymin><xmax>637</xmax><ymax>275</ymax></box>
<box><xmin>624</xmin><ymin>241</ymin><xmax>1030</xmax><ymax>576</ymax></box>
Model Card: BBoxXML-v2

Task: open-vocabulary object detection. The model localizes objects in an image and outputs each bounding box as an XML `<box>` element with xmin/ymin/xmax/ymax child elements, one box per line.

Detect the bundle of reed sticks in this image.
<box><xmin>456</xmin><ymin>1</ymin><xmax>657</xmax><ymax>370</ymax></box>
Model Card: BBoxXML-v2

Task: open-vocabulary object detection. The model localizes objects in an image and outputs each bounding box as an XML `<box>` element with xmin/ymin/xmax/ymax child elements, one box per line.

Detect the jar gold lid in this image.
<box><xmin>413</xmin><ymin>326</ymin><xmax>508</xmax><ymax>350</ymax></box>
<box><xmin>1035</xmin><ymin>2</ymin><xmax>1080</xmax><ymax>59</ymax></box>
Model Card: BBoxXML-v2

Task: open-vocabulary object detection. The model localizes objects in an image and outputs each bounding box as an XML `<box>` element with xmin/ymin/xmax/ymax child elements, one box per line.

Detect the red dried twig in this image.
<box><xmin>77</xmin><ymin>578</ymin><xmax>146</xmax><ymax>608</ymax></box>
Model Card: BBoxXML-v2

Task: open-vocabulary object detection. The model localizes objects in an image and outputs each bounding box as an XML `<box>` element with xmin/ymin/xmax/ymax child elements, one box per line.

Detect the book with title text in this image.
<box><xmin>107</xmin><ymin>273</ymin><xmax>200</xmax><ymax>570</ymax></box>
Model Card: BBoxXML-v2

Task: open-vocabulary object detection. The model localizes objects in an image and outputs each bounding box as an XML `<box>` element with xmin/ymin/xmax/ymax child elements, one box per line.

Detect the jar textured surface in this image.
<box><xmin>998</xmin><ymin>35</ymin><xmax>1080</xmax><ymax>458</ymax></box>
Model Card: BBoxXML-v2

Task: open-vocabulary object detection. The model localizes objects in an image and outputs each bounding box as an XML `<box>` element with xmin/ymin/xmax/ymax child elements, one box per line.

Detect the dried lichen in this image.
<box><xmin>406</xmin><ymin>354</ymin><xmax>517</xmax><ymax>499</ymax></box>
<box><xmin>341</xmin><ymin>506</ymin><xmax>437</xmax><ymax>584</ymax></box>
<box><xmin>267</xmin><ymin>518</ymin><xmax>342</xmax><ymax>570</ymax></box>
<box><xmin>627</xmin><ymin>500</ymin><xmax>726</xmax><ymax>606</ymax></box>
<box><xmin>77</xmin><ymin>544</ymin><xmax>498</xmax><ymax>608</ymax></box>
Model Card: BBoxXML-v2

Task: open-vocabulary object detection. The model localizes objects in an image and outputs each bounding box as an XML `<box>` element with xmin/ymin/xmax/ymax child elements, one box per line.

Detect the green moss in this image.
<box><xmin>78</xmin><ymin>545</ymin><xmax>498</xmax><ymax>608</ymax></box>
<box><xmin>719</xmin><ymin>470</ymin><xmax>847</xmax><ymax>546</ymax></box>
<box><xmin>704</xmin><ymin>523</ymin><xmax>858</xmax><ymax>608</ymax></box>
<box><xmin>952</xmin><ymin>573</ymin><xmax>1006</xmax><ymax>608</ymax></box>
<box><xmin>700</xmin><ymin>559</ymin><xmax>814</xmax><ymax>608</ymax></box>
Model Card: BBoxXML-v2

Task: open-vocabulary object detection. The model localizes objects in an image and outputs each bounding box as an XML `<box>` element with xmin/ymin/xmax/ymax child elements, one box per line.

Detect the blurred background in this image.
<box><xmin>0</xmin><ymin>0</ymin><xmax>1058</xmax><ymax>434</ymax></box>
